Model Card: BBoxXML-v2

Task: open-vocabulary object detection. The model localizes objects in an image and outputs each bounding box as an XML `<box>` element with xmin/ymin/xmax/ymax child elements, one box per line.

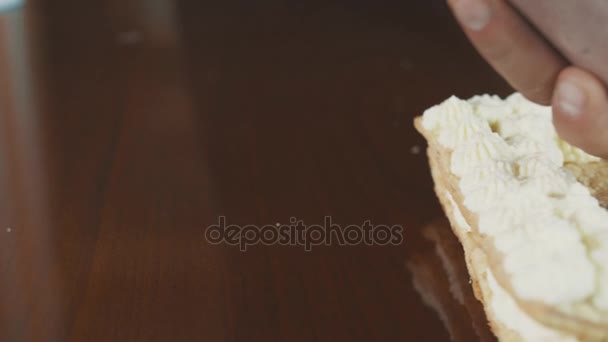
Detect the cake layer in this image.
<box><xmin>415</xmin><ymin>93</ymin><xmax>608</xmax><ymax>340</ymax></box>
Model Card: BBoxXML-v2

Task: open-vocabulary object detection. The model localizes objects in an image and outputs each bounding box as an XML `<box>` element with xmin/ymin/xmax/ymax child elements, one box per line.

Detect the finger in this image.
<box><xmin>552</xmin><ymin>67</ymin><xmax>608</xmax><ymax>158</ymax></box>
<box><xmin>447</xmin><ymin>0</ymin><xmax>567</xmax><ymax>105</ymax></box>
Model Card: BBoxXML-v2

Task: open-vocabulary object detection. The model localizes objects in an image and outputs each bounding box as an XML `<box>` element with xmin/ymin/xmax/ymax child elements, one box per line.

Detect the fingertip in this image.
<box><xmin>554</xmin><ymin>69</ymin><xmax>587</xmax><ymax>122</ymax></box>
<box><xmin>449</xmin><ymin>0</ymin><xmax>493</xmax><ymax>32</ymax></box>
<box><xmin>552</xmin><ymin>67</ymin><xmax>608</xmax><ymax>157</ymax></box>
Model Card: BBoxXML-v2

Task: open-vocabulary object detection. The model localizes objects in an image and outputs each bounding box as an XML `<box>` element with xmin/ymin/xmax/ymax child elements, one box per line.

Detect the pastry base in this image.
<box><xmin>415</xmin><ymin>117</ymin><xmax>608</xmax><ymax>341</ymax></box>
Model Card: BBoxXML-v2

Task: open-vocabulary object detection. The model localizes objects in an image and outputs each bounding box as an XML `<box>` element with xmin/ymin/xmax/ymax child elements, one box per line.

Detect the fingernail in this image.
<box><xmin>556</xmin><ymin>81</ymin><xmax>585</xmax><ymax>117</ymax></box>
<box><xmin>452</xmin><ymin>0</ymin><xmax>492</xmax><ymax>31</ymax></box>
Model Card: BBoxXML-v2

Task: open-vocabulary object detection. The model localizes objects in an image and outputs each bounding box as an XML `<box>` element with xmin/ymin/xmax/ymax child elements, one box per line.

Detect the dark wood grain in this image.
<box><xmin>0</xmin><ymin>1</ymin><xmax>510</xmax><ymax>341</ymax></box>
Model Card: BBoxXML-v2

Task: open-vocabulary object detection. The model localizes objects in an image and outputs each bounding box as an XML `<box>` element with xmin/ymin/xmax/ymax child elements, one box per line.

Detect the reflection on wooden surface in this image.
<box><xmin>406</xmin><ymin>218</ymin><xmax>497</xmax><ymax>342</ymax></box>
<box><xmin>0</xmin><ymin>6</ymin><xmax>64</xmax><ymax>341</ymax></box>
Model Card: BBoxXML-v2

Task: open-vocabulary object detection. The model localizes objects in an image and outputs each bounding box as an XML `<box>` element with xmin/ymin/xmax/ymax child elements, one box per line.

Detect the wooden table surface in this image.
<box><xmin>0</xmin><ymin>1</ymin><xmax>511</xmax><ymax>341</ymax></box>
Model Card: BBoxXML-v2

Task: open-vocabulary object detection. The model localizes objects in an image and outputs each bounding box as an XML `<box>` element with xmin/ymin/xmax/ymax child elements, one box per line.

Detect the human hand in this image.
<box><xmin>447</xmin><ymin>0</ymin><xmax>608</xmax><ymax>158</ymax></box>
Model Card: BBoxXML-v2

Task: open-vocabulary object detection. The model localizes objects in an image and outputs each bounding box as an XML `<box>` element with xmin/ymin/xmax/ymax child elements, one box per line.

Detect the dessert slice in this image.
<box><xmin>415</xmin><ymin>94</ymin><xmax>608</xmax><ymax>341</ymax></box>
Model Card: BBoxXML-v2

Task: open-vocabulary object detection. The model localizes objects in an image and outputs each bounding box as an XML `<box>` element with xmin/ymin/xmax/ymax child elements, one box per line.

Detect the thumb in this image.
<box><xmin>552</xmin><ymin>67</ymin><xmax>608</xmax><ymax>159</ymax></box>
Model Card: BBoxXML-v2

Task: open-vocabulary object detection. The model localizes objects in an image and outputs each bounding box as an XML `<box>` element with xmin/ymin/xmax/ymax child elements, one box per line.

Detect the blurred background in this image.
<box><xmin>0</xmin><ymin>1</ymin><xmax>509</xmax><ymax>341</ymax></box>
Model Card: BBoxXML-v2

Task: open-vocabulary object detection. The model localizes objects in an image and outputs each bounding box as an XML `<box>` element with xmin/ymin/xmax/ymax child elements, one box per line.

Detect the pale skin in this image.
<box><xmin>447</xmin><ymin>0</ymin><xmax>608</xmax><ymax>158</ymax></box>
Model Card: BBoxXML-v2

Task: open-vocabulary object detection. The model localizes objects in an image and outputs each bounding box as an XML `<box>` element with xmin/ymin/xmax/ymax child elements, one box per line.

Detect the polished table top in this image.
<box><xmin>0</xmin><ymin>1</ymin><xmax>511</xmax><ymax>341</ymax></box>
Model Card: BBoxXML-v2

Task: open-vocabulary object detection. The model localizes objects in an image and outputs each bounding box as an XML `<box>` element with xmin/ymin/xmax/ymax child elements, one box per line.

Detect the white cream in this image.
<box><xmin>486</xmin><ymin>269</ymin><xmax>578</xmax><ymax>342</ymax></box>
<box><xmin>445</xmin><ymin>191</ymin><xmax>471</xmax><ymax>232</ymax></box>
<box><xmin>447</xmin><ymin>190</ymin><xmax>577</xmax><ymax>341</ymax></box>
<box><xmin>423</xmin><ymin>93</ymin><xmax>608</xmax><ymax>330</ymax></box>
<box><xmin>508</xmin><ymin>135</ymin><xmax>564</xmax><ymax>166</ymax></box>
<box><xmin>469</xmin><ymin>94</ymin><xmax>514</xmax><ymax>123</ymax></box>
<box><xmin>438</xmin><ymin>116</ymin><xmax>491</xmax><ymax>148</ymax></box>
<box><xmin>422</xmin><ymin>96</ymin><xmax>476</xmax><ymax>133</ymax></box>
<box><xmin>459</xmin><ymin>159</ymin><xmax>514</xmax><ymax>194</ymax></box>
<box><xmin>450</xmin><ymin>132</ymin><xmax>514</xmax><ymax>178</ymax></box>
